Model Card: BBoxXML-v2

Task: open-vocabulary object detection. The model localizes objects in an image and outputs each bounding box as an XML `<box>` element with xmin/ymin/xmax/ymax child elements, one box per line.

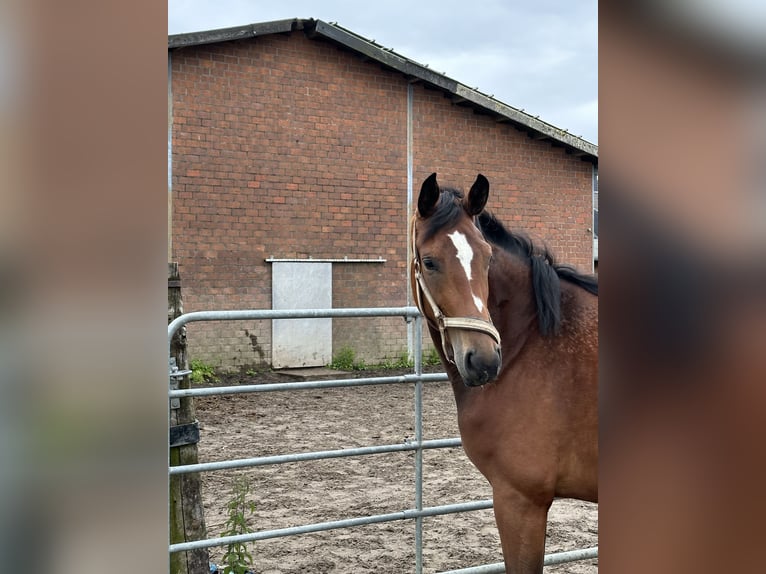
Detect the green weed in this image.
<box><xmin>220</xmin><ymin>476</ymin><xmax>256</xmax><ymax>574</ymax></box>
<box><xmin>190</xmin><ymin>358</ymin><xmax>219</xmax><ymax>384</ymax></box>
<box><xmin>424</xmin><ymin>347</ymin><xmax>442</xmax><ymax>366</ymax></box>
<box><xmin>329</xmin><ymin>346</ymin><xmax>366</xmax><ymax>371</ymax></box>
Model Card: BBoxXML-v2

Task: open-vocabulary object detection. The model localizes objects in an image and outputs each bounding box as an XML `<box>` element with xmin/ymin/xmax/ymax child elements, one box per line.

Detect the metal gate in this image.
<box><xmin>167</xmin><ymin>307</ymin><xmax>597</xmax><ymax>573</ymax></box>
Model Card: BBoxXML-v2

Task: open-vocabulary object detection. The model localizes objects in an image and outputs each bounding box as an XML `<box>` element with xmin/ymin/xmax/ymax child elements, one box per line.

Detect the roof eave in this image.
<box><xmin>168</xmin><ymin>18</ymin><xmax>597</xmax><ymax>163</ymax></box>
<box><xmin>306</xmin><ymin>20</ymin><xmax>597</xmax><ymax>163</ymax></box>
<box><xmin>168</xmin><ymin>18</ymin><xmax>304</xmax><ymax>49</ymax></box>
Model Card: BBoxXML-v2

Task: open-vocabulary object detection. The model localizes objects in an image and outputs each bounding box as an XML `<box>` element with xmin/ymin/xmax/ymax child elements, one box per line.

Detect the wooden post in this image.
<box><xmin>169</xmin><ymin>263</ymin><xmax>210</xmax><ymax>574</ymax></box>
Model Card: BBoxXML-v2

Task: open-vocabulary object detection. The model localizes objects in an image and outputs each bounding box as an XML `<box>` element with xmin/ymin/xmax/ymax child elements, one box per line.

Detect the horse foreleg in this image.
<box><xmin>492</xmin><ymin>487</ymin><xmax>551</xmax><ymax>574</ymax></box>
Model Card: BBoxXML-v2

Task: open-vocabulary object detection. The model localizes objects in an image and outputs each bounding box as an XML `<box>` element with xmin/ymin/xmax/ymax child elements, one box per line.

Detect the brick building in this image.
<box><xmin>168</xmin><ymin>18</ymin><xmax>598</xmax><ymax>369</ymax></box>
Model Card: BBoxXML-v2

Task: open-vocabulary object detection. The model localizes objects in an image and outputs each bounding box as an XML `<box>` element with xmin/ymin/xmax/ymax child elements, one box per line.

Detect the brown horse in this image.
<box><xmin>410</xmin><ymin>173</ymin><xmax>598</xmax><ymax>573</ymax></box>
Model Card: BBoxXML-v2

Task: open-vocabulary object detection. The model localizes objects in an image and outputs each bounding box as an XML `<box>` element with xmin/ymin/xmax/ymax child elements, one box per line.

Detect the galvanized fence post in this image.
<box><xmin>414</xmin><ymin>313</ymin><xmax>424</xmax><ymax>574</ymax></box>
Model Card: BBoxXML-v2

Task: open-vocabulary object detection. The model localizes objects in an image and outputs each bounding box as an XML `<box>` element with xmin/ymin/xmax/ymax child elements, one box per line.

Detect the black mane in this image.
<box><xmin>419</xmin><ymin>188</ymin><xmax>597</xmax><ymax>337</ymax></box>
<box><xmin>477</xmin><ymin>211</ymin><xmax>598</xmax><ymax>336</ymax></box>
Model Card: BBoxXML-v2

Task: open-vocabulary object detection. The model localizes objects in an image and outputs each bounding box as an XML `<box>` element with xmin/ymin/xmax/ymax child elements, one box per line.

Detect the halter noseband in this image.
<box><xmin>411</xmin><ymin>217</ymin><xmax>501</xmax><ymax>363</ymax></box>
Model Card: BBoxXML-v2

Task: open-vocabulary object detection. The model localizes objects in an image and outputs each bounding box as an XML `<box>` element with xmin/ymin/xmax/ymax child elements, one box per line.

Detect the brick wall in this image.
<box><xmin>411</xmin><ymin>87</ymin><xmax>594</xmax><ymax>268</ymax></box>
<box><xmin>170</xmin><ymin>31</ymin><xmax>593</xmax><ymax>369</ymax></box>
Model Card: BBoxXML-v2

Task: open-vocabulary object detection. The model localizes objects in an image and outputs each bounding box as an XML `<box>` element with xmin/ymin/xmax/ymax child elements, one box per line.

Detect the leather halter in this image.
<box><xmin>411</xmin><ymin>217</ymin><xmax>501</xmax><ymax>363</ymax></box>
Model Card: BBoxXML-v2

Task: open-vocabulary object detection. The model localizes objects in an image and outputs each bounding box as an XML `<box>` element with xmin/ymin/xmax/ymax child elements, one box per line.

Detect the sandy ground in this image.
<box><xmin>193</xmin><ymin>367</ymin><xmax>598</xmax><ymax>573</ymax></box>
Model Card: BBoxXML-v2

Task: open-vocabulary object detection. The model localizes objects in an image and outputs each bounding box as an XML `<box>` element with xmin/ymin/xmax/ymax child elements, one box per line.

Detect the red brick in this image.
<box><xmin>170</xmin><ymin>31</ymin><xmax>594</xmax><ymax>368</ymax></box>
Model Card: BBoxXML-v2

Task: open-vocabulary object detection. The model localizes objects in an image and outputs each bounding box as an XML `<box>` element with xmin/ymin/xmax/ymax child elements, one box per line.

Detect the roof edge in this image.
<box><xmin>168</xmin><ymin>18</ymin><xmax>305</xmax><ymax>49</ymax></box>
<box><xmin>168</xmin><ymin>18</ymin><xmax>597</xmax><ymax>162</ymax></box>
<box><xmin>306</xmin><ymin>20</ymin><xmax>596</xmax><ymax>162</ymax></box>
<box><xmin>454</xmin><ymin>85</ymin><xmax>599</xmax><ymax>157</ymax></box>
<box><xmin>307</xmin><ymin>20</ymin><xmax>459</xmax><ymax>93</ymax></box>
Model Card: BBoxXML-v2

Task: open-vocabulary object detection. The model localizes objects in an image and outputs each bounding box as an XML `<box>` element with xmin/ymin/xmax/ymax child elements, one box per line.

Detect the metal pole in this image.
<box><xmin>170</xmin><ymin>499</ymin><xmax>494</xmax><ymax>553</ymax></box>
<box><xmin>414</xmin><ymin>313</ymin><xmax>424</xmax><ymax>574</ymax></box>
<box><xmin>168</xmin><ymin>307</ymin><xmax>421</xmax><ymax>350</ymax></box>
<box><xmin>406</xmin><ymin>81</ymin><xmax>415</xmax><ymax>362</ymax></box>
<box><xmin>169</xmin><ymin>438</ymin><xmax>463</xmax><ymax>475</ymax></box>
<box><xmin>169</xmin><ymin>372</ymin><xmax>449</xmax><ymax>398</ymax></box>
<box><xmin>438</xmin><ymin>546</ymin><xmax>599</xmax><ymax>573</ymax></box>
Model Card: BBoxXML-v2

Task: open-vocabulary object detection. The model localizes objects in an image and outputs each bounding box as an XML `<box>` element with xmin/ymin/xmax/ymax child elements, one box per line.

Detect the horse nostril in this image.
<box><xmin>466</xmin><ymin>349</ymin><xmax>494</xmax><ymax>373</ymax></box>
<box><xmin>465</xmin><ymin>350</ymin><xmax>476</xmax><ymax>370</ymax></box>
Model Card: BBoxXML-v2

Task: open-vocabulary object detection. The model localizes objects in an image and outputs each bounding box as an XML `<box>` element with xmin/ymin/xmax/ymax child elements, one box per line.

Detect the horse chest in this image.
<box><xmin>454</xmin><ymin>380</ymin><xmax>563</xmax><ymax>480</ymax></box>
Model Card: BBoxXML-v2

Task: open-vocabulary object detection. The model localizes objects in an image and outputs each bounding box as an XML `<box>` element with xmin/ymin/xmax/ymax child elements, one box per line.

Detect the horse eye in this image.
<box><xmin>422</xmin><ymin>258</ymin><xmax>437</xmax><ymax>271</ymax></box>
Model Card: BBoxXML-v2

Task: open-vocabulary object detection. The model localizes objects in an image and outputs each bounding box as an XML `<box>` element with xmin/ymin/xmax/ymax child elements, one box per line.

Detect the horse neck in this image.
<box><xmin>487</xmin><ymin>247</ymin><xmax>539</xmax><ymax>365</ymax></box>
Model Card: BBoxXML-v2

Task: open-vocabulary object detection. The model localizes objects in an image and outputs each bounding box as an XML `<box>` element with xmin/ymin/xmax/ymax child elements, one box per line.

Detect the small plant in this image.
<box><xmin>384</xmin><ymin>348</ymin><xmax>441</xmax><ymax>369</ymax></box>
<box><xmin>424</xmin><ymin>347</ymin><xmax>441</xmax><ymax>366</ymax></box>
<box><xmin>380</xmin><ymin>350</ymin><xmax>414</xmax><ymax>369</ymax></box>
<box><xmin>394</xmin><ymin>350</ymin><xmax>414</xmax><ymax>368</ymax></box>
<box><xmin>330</xmin><ymin>346</ymin><xmax>356</xmax><ymax>370</ymax></box>
<box><xmin>329</xmin><ymin>346</ymin><xmax>366</xmax><ymax>371</ymax></box>
<box><xmin>190</xmin><ymin>358</ymin><xmax>219</xmax><ymax>384</ymax></box>
<box><xmin>219</xmin><ymin>476</ymin><xmax>256</xmax><ymax>574</ymax></box>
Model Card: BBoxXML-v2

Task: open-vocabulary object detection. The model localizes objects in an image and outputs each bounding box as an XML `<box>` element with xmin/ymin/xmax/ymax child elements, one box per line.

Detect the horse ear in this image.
<box><xmin>466</xmin><ymin>174</ymin><xmax>489</xmax><ymax>216</ymax></box>
<box><xmin>418</xmin><ymin>173</ymin><xmax>440</xmax><ymax>218</ymax></box>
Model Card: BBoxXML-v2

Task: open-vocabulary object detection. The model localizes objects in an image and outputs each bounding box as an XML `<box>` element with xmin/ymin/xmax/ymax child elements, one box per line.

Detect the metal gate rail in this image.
<box><xmin>168</xmin><ymin>307</ymin><xmax>597</xmax><ymax>572</ymax></box>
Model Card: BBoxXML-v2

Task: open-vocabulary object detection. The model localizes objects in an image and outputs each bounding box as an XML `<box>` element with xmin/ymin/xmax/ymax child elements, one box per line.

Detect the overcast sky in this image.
<box><xmin>168</xmin><ymin>1</ymin><xmax>598</xmax><ymax>144</ymax></box>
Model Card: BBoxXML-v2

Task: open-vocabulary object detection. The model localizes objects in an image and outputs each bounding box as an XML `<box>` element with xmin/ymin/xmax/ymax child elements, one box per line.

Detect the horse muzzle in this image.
<box><xmin>456</xmin><ymin>343</ymin><xmax>502</xmax><ymax>387</ymax></box>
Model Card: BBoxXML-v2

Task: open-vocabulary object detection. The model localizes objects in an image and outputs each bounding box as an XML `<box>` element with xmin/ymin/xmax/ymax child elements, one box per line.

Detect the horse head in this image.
<box><xmin>411</xmin><ymin>173</ymin><xmax>502</xmax><ymax>386</ymax></box>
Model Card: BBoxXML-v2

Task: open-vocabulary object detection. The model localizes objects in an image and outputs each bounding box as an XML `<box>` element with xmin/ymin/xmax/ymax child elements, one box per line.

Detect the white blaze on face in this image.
<box><xmin>447</xmin><ymin>231</ymin><xmax>484</xmax><ymax>313</ymax></box>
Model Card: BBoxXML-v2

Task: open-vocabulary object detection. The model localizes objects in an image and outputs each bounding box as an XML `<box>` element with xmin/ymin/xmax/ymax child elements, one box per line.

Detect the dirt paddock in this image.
<box><xmin>194</xmin><ymin>367</ymin><xmax>598</xmax><ymax>573</ymax></box>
